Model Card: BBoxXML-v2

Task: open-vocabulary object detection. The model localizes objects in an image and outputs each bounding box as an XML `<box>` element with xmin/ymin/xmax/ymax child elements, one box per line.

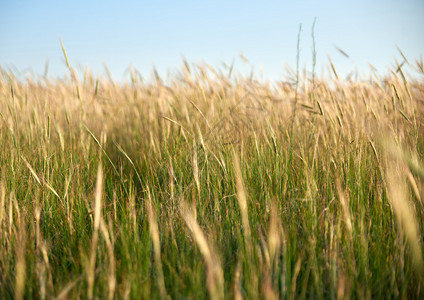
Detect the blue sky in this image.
<box><xmin>1</xmin><ymin>0</ymin><xmax>423</xmax><ymax>81</ymax></box>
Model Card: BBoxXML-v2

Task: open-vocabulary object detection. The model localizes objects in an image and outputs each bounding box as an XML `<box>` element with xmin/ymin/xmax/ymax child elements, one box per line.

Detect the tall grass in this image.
<box><xmin>0</xmin><ymin>53</ymin><xmax>423</xmax><ymax>299</ymax></box>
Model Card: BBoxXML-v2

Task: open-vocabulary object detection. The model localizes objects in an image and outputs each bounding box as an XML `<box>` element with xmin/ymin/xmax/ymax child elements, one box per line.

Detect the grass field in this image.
<box><xmin>0</xmin><ymin>54</ymin><xmax>424</xmax><ymax>299</ymax></box>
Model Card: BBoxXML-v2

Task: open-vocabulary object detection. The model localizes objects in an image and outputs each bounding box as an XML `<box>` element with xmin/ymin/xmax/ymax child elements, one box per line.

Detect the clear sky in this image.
<box><xmin>1</xmin><ymin>0</ymin><xmax>423</xmax><ymax>81</ymax></box>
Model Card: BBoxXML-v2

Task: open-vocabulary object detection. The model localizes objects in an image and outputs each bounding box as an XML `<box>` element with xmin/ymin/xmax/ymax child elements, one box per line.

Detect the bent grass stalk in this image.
<box><xmin>181</xmin><ymin>201</ymin><xmax>224</xmax><ymax>300</ymax></box>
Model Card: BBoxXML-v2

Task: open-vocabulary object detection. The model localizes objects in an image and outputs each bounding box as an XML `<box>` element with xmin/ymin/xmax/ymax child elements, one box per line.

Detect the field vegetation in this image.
<box><xmin>0</xmin><ymin>47</ymin><xmax>424</xmax><ymax>298</ymax></box>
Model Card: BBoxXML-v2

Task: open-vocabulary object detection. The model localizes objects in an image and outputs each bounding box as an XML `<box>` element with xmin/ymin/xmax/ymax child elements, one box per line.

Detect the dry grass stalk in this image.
<box><xmin>386</xmin><ymin>160</ymin><xmax>423</xmax><ymax>273</ymax></box>
<box><xmin>336</xmin><ymin>179</ymin><xmax>352</xmax><ymax>236</ymax></box>
<box><xmin>268</xmin><ymin>201</ymin><xmax>282</xmax><ymax>265</ymax></box>
<box><xmin>146</xmin><ymin>190</ymin><xmax>168</xmax><ymax>299</ymax></box>
<box><xmin>21</xmin><ymin>155</ymin><xmax>61</xmax><ymax>200</ymax></box>
<box><xmin>290</xmin><ymin>257</ymin><xmax>302</xmax><ymax>300</ymax></box>
<box><xmin>0</xmin><ymin>171</ymin><xmax>5</xmax><ymax>238</ymax></box>
<box><xmin>232</xmin><ymin>150</ymin><xmax>252</xmax><ymax>245</ymax></box>
<box><xmin>181</xmin><ymin>201</ymin><xmax>224</xmax><ymax>300</ymax></box>
<box><xmin>129</xmin><ymin>193</ymin><xmax>137</xmax><ymax>233</ymax></box>
<box><xmin>233</xmin><ymin>260</ymin><xmax>243</xmax><ymax>300</ymax></box>
<box><xmin>35</xmin><ymin>196</ymin><xmax>53</xmax><ymax>299</ymax></box>
<box><xmin>87</xmin><ymin>164</ymin><xmax>103</xmax><ymax>300</ymax></box>
<box><xmin>193</xmin><ymin>142</ymin><xmax>200</xmax><ymax>198</ymax></box>
<box><xmin>99</xmin><ymin>217</ymin><xmax>116</xmax><ymax>300</ymax></box>
<box><xmin>15</xmin><ymin>211</ymin><xmax>27</xmax><ymax>300</ymax></box>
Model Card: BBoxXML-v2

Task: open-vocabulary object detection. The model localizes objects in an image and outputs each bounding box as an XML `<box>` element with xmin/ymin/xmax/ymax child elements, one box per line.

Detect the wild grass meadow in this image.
<box><xmin>0</xmin><ymin>46</ymin><xmax>424</xmax><ymax>298</ymax></box>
